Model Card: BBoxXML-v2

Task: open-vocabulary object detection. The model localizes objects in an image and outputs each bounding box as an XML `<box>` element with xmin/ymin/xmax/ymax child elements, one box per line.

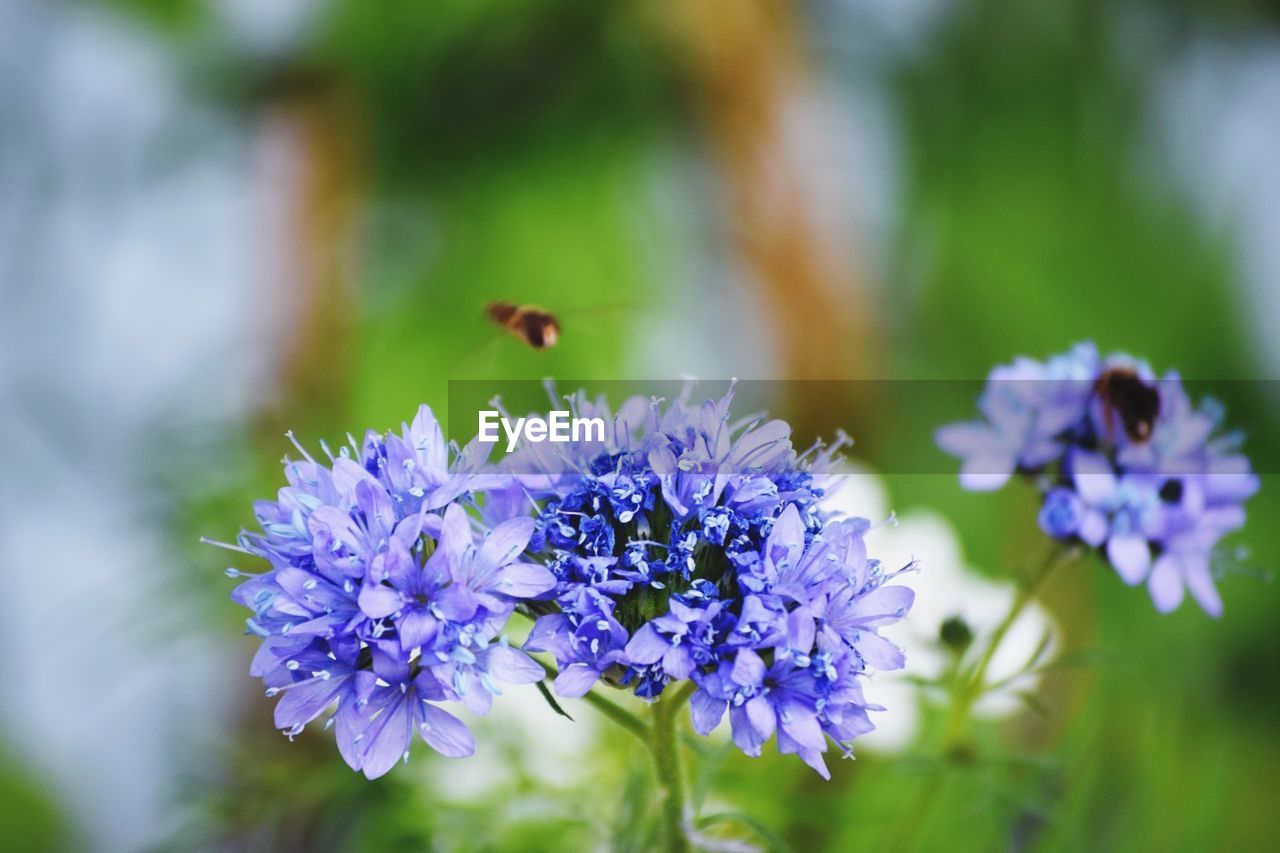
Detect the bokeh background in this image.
<box><xmin>2</xmin><ymin>0</ymin><xmax>1278</xmax><ymax>850</ymax></box>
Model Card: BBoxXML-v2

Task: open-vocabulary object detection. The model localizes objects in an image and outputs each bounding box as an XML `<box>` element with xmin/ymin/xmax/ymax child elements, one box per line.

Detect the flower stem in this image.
<box><xmin>586</xmin><ymin>691</ymin><xmax>650</xmax><ymax>743</ymax></box>
<box><xmin>650</xmin><ymin>688</ymin><xmax>692</xmax><ymax>852</ymax></box>
<box><xmin>943</xmin><ymin>544</ymin><xmax>1072</xmax><ymax>751</ymax></box>
<box><xmin>516</xmin><ymin>609</ymin><xmax>693</xmax><ymax>848</ymax></box>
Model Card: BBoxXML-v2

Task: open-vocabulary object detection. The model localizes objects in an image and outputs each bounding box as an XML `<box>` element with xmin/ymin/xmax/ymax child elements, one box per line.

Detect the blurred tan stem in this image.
<box><xmin>253</xmin><ymin>71</ymin><xmax>363</xmax><ymax>434</ymax></box>
<box><xmin>660</xmin><ymin>0</ymin><xmax>876</xmax><ymax>433</ymax></box>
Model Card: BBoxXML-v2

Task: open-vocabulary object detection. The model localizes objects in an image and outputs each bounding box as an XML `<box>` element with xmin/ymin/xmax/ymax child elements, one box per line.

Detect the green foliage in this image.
<box><xmin>89</xmin><ymin>0</ymin><xmax>208</xmax><ymax>33</ymax></box>
<box><xmin>0</xmin><ymin>755</ymin><xmax>75</xmax><ymax>852</ymax></box>
<box><xmin>310</xmin><ymin>0</ymin><xmax>677</xmax><ymax>188</ymax></box>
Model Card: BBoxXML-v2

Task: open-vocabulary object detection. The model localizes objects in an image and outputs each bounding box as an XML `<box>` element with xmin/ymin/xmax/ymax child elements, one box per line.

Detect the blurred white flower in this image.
<box><xmin>821</xmin><ymin>467</ymin><xmax>1058</xmax><ymax>752</ymax></box>
<box><xmin>433</xmin><ymin>682</ymin><xmax>602</xmax><ymax>802</ymax></box>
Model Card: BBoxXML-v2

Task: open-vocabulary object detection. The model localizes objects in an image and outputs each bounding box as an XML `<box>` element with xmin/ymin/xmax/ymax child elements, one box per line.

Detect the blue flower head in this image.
<box><xmin>939</xmin><ymin>345</ymin><xmax>1259</xmax><ymax>616</ymax></box>
<box><xmin>218</xmin><ymin>391</ymin><xmax>914</xmax><ymax>780</ymax></box>
<box><xmin>219</xmin><ymin>406</ymin><xmax>554</xmax><ymax>778</ymax></box>
<box><xmin>513</xmin><ymin>385</ymin><xmax>915</xmax><ymax>777</ymax></box>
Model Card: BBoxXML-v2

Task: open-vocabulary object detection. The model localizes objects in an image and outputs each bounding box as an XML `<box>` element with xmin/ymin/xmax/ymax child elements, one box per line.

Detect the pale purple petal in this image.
<box><xmin>766</xmin><ymin>504</ymin><xmax>806</xmax><ymax>563</ymax></box>
<box><xmin>484</xmin><ymin>645</ymin><xmax>545</xmax><ymax>684</ymax></box>
<box><xmin>436</xmin><ymin>503</ymin><xmax>473</xmax><ymax>570</ymax></box>
<box><xmin>433</xmin><ymin>585</ymin><xmax>479</xmax><ymax>622</ymax></box>
<box><xmin>730</xmin><ymin>649</ymin><xmax>766</xmax><ymax>686</ymax></box>
<box><xmin>358</xmin><ymin>696</ymin><xmax>413</xmax><ymax>780</ymax></box>
<box><xmin>779</xmin><ymin>704</ymin><xmax>825</xmax><ymax>753</ymax></box>
<box><xmin>744</xmin><ymin>696</ymin><xmax>776</xmax><ymax>740</ymax></box>
<box><xmin>1108</xmin><ymin>533</ymin><xmax>1151</xmax><ymax>585</ymax></box>
<box><xmin>624</xmin><ymin>623</ymin><xmax>669</xmax><ymax>665</ymax></box>
<box><xmin>662</xmin><ymin>645</ymin><xmax>695</xmax><ymax>680</ymax></box>
<box><xmin>1071</xmin><ymin>450</ymin><xmax>1118</xmax><ymax>504</ymax></box>
<box><xmin>461</xmin><ymin>681</ymin><xmax>493</xmax><ymax>716</ymax></box>
<box><xmin>786</xmin><ymin>609</ymin><xmax>816</xmax><ymax>651</ymax></box>
<box><xmin>477</xmin><ymin>517</ymin><xmax>535</xmax><ymax>574</ymax></box>
<box><xmin>935</xmin><ymin>422</ymin><xmax>997</xmax><ymax>457</ymax></box>
<box><xmin>729</xmin><ymin>705</ymin><xmax>766</xmax><ymax>756</ymax></box>
<box><xmin>408</xmin><ymin>404</ymin><xmax>447</xmax><ymax>478</ymax></box>
<box><xmin>1079</xmin><ymin>510</ymin><xmax>1109</xmax><ymax>547</ymax></box>
<box><xmin>554</xmin><ymin>663</ymin><xmax>600</xmax><ymax>698</ymax></box>
<box><xmin>418</xmin><ymin>704</ymin><xmax>475</xmax><ymax>758</ymax></box>
<box><xmin>1147</xmin><ymin>554</ymin><xmax>1185</xmax><ymax>613</ymax></box>
<box><xmin>333</xmin><ymin>703</ymin><xmax>365</xmax><ymax>772</ymax></box>
<box><xmin>690</xmin><ymin>688</ymin><xmax>725</xmax><ymax>736</ymax></box>
<box><xmin>796</xmin><ymin>747</ymin><xmax>831</xmax><ymax>780</ymax></box>
<box><xmin>398</xmin><ymin>609</ymin><xmax>439</xmax><ymax>651</ymax></box>
<box><xmin>1182</xmin><ymin>554</ymin><xmax>1222</xmax><ymax>618</ymax></box>
<box><xmin>958</xmin><ymin>456</ymin><xmax>1015</xmax><ymax>492</ymax></box>
<box><xmin>843</xmin><ymin>585</ymin><xmax>914</xmax><ymax>627</ymax></box>
<box><xmin>524</xmin><ymin>614</ymin><xmax>573</xmax><ymax>658</ymax></box>
<box><xmin>491</xmin><ymin>562</ymin><xmax>556</xmax><ymax>597</ymax></box>
<box><xmin>273</xmin><ymin>676</ymin><xmax>346</xmax><ymax>730</ymax></box>
<box><xmin>358</xmin><ymin>584</ymin><xmax>401</xmax><ymax>619</ymax></box>
<box><xmin>854</xmin><ymin>631</ymin><xmax>906</xmax><ymax>671</ymax></box>
<box><xmin>647</xmin><ymin>444</ymin><xmax>678</xmax><ymax>477</ymax></box>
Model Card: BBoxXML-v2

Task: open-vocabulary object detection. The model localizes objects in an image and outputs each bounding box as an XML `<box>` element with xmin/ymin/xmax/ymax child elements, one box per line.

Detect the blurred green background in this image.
<box><xmin>2</xmin><ymin>0</ymin><xmax>1278</xmax><ymax>849</ymax></box>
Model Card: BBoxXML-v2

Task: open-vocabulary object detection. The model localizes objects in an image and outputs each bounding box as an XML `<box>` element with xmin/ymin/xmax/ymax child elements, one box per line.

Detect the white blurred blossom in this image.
<box><xmin>822</xmin><ymin>467</ymin><xmax>1057</xmax><ymax>752</ymax></box>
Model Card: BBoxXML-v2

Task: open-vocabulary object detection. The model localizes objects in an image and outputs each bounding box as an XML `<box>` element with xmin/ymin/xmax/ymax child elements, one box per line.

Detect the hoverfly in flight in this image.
<box><xmin>483</xmin><ymin>301</ymin><xmax>562</xmax><ymax>351</ymax></box>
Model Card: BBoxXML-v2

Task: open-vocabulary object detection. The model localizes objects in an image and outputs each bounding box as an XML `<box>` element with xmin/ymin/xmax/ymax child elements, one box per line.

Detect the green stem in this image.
<box><xmin>515</xmin><ymin>609</ymin><xmax>692</xmax><ymax>848</ymax></box>
<box><xmin>586</xmin><ymin>691</ymin><xmax>650</xmax><ymax>742</ymax></box>
<box><xmin>651</xmin><ymin>688</ymin><xmax>692</xmax><ymax>852</ymax></box>
<box><xmin>943</xmin><ymin>544</ymin><xmax>1072</xmax><ymax>751</ymax></box>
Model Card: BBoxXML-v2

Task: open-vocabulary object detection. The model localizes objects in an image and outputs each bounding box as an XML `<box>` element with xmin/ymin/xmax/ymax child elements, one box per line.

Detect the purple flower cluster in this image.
<box><xmin>220</xmin><ymin>390</ymin><xmax>913</xmax><ymax>779</ymax></box>
<box><xmin>509</xmin><ymin>387</ymin><xmax>915</xmax><ymax>777</ymax></box>
<box><xmin>938</xmin><ymin>343</ymin><xmax>1258</xmax><ymax>616</ymax></box>
<box><xmin>222</xmin><ymin>407</ymin><xmax>554</xmax><ymax>778</ymax></box>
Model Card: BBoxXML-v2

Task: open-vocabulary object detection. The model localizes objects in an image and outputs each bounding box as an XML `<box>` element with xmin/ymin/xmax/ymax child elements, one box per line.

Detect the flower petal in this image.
<box><xmin>745</xmin><ymin>696</ymin><xmax>776</xmax><ymax>740</ymax></box>
<box><xmin>1107</xmin><ymin>533</ymin><xmax>1151</xmax><ymax>585</ymax></box>
<box><xmin>624</xmin><ymin>623</ymin><xmax>669</xmax><ymax>665</ymax></box>
<box><xmin>433</xmin><ymin>585</ymin><xmax>479</xmax><ymax>622</ymax></box>
<box><xmin>418</xmin><ymin>704</ymin><xmax>475</xmax><ymax>758</ymax></box>
<box><xmin>1070</xmin><ymin>450</ymin><xmax>1118</xmax><ymax>504</ymax></box>
<box><xmin>491</xmin><ymin>562</ymin><xmax>556</xmax><ymax>598</ymax></box>
<box><xmin>398</xmin><ymin>608</ymin><xmax>439</xmax><ymax>651</ymax></box>
<box><xmin>1079</xmin><ymin>509</ymin><xmax>1109</xmax><ymax>547</ymax></box>
<box><xmin>273</xmin><ymin>676</ymin><xmax>347</xmax><ymax>730</ymax></box>
<box><xmin>779</xmin><ymin>706</ymin><xmax>825</xmax><ymax>754</ymax></box>
<box><xmin>854</xmin><ymin>631</ymin><xmax>906</xmax><ymax>671</ymax></box>
<box><xmin>729</xmin><ymin>704</ymin><xmax>766</xmax><ymax>756</ymax></box>
<box><xmin>524</xmin><ymin>614</ymin><xmax>573</xmax><ymax>658</ymax></box>
<box><xmin>484</xmin><ymin>645</ymin><xmax>545</xmax><ymax>684</ymax></box>
<box><xmin>690</xmin><ymin>688</ymin><xmax>726</xmax><ymax>735</ymax></box>
<box><xmin>334</xmin><ymin>701</ymin><xmax>366</xmax><ymax>772</ymax></box>
<box><xmin>730</xmin><ymin>649</ymin><xmax>766</xmax><ymax>687</ymax></box>
<box><xmin>477</xmin><ymin>517</ymin><xmax>535</xmax><ymax>574</ymax></box>
<box><xmin>958</xmin><ymin>456</ymin><xmax>1015</xmax><ymax>492</ymax></box>
<box><xmin>844</xmin><ymin>585</ymin><xmax>914</xmax><ymax>627</ymax></box>
<box><xmin>554</xmin><ymin>663</ymin><xmax>600</xmax><ymax>698</ymax></box>
<box><xmin>1182</xmin><ymin>554</ymin><xmax>1222</xmax><ymax>618</ymax></box>
<box><xmin>358</xmin><ymin>694</ymin><xmax>413</xmax><ymax>780</ymax></box>
<box><xmin>662</xmin><ymin>645</ymin><xmax>695</xmax><ymax>680</ymax></box>
<box><xmin>358</xmin><ymin>584</ymin><xmax>401</xmax><ymax>619</ymax></box>
<box><xmin>1148</xmin><ymin>554</ymin><xmax>1185</xmax><ymax>613</ymax></box>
